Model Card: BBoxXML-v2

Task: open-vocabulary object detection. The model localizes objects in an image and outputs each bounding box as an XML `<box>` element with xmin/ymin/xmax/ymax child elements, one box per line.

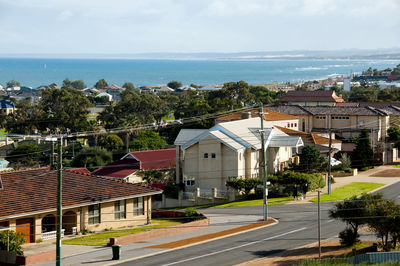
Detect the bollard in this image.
<box><xmin>112</xmin><ymin>245</ymin><xmax>121</xmax><ymax>260</ymax></box>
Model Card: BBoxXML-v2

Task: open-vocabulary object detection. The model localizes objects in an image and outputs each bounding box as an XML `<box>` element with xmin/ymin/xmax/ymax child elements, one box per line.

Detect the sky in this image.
<box><xmin>0</xmin><ymin>0</ymin><xmax>399</xmax><ymax>54</ymax></box>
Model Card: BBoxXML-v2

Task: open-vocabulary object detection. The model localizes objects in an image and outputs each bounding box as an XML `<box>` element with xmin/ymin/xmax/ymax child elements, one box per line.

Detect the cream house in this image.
<box><xmin>0</xmin><ymin>168</ymin><xmax>161</xmax><ymax>243</ymax></box>
<box><xmin>174</xmin><ymin>118</ymin><xmax>303</xmax><ymax>190</ymax></box>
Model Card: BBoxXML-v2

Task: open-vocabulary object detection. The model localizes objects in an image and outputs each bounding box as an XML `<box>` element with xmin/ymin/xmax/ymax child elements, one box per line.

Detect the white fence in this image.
<box><xmin>42</xmin><ymin>229</ymin><xmax>65</xmax><ymax>241</ymax></box>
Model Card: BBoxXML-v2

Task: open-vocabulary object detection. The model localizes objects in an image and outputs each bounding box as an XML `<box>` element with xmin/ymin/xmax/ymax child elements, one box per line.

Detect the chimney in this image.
<box><xmin>241</xmin><ymin>112</ymin><xmax>251</xmax><ymax>119</ymax></box>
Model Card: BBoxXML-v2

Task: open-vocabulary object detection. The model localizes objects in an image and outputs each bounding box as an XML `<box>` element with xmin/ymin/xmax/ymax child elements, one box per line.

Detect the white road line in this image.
<box><xmin>162</xmin><ymin>227</ymin><xmax>307</xmax><ymax>266</ymax></box>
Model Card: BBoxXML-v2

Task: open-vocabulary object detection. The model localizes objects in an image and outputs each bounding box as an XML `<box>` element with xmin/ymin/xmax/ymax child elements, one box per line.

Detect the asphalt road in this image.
<box><xmin>116</xmin><ymin>181</ymin><xmax>400</xmax><ymax>266</ymax></box>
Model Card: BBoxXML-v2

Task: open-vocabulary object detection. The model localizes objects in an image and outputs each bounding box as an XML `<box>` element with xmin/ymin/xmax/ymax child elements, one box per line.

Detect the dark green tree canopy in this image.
<box><xmin>94</xmin><ymin>79</ymin><xmax>108</xmax><ymax>89</ymax></box>
<box><xmin>62</xmin><ymin>78</ymin><xmax>86</xmax><ymax>90</ymax></box>
<box><xmin>6</xmin><ymin>80</ymin><xmax>20</xmax><ymax>88</ymax></box>
<box><xmin>122</xmin><ymin>82</ymin><xmax>135</xmax><ymax>90</ymax></box>
<box><xmin>97</xmin><ymin>134</ymin><xmax>124</xmax><ymax>151</ymax></box>
<box><xmin>130</xmin><ymin>130</ymin><xmax>166</xmax><ymax>151</ymax></box>
<box><xmin>298</xmin><ymin>145</ymin><xmax>326</xmax><ymax>173</ymax></box>
<box><xmin>71</xmin><ymin>147</ymin><xmax>113</xmax><ymax>171</ymax></box>
<box><xmin>351</xmin><ymin>129</ymin><xmax>374</xmax><ymax>169</ymax></box>
<box><xmin>167</xmin><ymin>80</ymin><xmax>183</xmax><ymax>90</ymax></box>
<box><xmin>388</xmin><ymin>126</ymin><xmax>400</xmax><ymax>142</ymax></box>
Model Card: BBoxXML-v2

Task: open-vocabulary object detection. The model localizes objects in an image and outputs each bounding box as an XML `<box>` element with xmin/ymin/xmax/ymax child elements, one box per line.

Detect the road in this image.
<box><xmin>116</xmin><ymin>181</ymin><xmax>400</xmax><ymax>266</ymax></box>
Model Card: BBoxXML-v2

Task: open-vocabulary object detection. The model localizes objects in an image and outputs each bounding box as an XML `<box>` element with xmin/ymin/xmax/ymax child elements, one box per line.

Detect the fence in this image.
<box><xmin>215</xmin><ymin>190</ymin><xmax>228</xmax><ymax>199</ymax></box>
<box><xmin>182</xmin><ymin>192</ymin><xmax>195</xmax><ymax>200</ymax></box>
<box><xmin>42</xmin><ymin>229</ymin><xmax>65</xmax><ymax>241</ymax></box>
<box><xmin>348</xmin><ymin>251</ymin><xmax>400</xmax><ymax>264</ymax></box>
<box><xmin>199</xmin><ymin>189</ymin><xmax>213</xmax><ymax>198</ymax></box>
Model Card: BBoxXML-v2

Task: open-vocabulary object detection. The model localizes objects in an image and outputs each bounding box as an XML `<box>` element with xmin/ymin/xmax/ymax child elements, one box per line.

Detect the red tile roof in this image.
<box><xmin>91</xmin><ymin>159</ymin><xmax>140</xmax><ymax>179</ymax></box>
<box><xmin>65</xmin><ymin>168</ymin><xmax>91</xmax><ymax>175</ymax></box>
<box><xmin>92</xmin><ymin>149</ymin><xmax>176</xmax><ymax>179</ymax></box>
<box><xmin>280</xmin><ymin>90</ymin><xmax>344</xmax><ymax>103</ymax></box>
<box><xmin>127</xmin><ymin>149</ymin><xmax>176</xmax><ymax>170</ymax></box>
<box><xmin>215</xmin><ymin>108</ymin><xmax>297</xmax><ymax>123</ymax></box>
<box><xmin>0</xmin><ymin>168</ymin><xmax>161</xmax><ymax>219</ymax></box>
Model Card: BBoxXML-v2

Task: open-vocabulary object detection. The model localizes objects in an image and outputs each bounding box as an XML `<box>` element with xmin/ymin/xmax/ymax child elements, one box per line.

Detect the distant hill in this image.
<box><xmin>1</xmin><ymin>48</ymin><xmax>400</xmax><ymax>60</ymax></box>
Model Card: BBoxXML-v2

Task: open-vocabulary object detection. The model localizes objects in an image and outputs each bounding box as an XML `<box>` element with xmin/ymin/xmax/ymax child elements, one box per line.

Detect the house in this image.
<box><xmin>215</xmin><ymin>108</ymin><xmax>300</xmax><ymax>130</ymax></box>
<box><xmin>266</xmin><ymin>105</ymin><xmax>390</xmax><ymax>149</ymax></box>
<box><xmin>106</xmin><ymin>84</ymin><xmax>125</xmax><ymax>101</ymax></box>
<box><xmin>174</xmin><ymin>118</ymin><xmax>303</xmax><ymax>190</ymax></box>
<box><xmin>0</xmin><ymin>99</ymin><xmax>16</xmax><ymax>115</ymax></box>
<box><xmin>0</xmin><ymin>168</ymin><xmax>161</xmax><ymax>243</ymax></box>
<box><xmin>274</xmin><ymin>126</ymin><xmax>342</xmax><ymax>156</ymax></box>
<box><xmin>95</xmin><ymin>92</ymin><xmax>112</xmax><ymax>102</ymax></box>
<box><xmin>92</xmin><ymin>149</ymin><xmax>176</xmax><ymax>183</ymax></box>
<box><xmin>279</xmin><ymin>90</ymin><xmax>345</xmax><ymax>106</ymax></box>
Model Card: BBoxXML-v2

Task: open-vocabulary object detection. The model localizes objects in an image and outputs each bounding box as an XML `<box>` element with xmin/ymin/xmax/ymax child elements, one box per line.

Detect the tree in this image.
<box><xmin>94</xmin><ymin>79</ymin><xmax>108</xmax><ymax>90</ymax></box>
<box><xmin>130</xmin><ymin>130</ymin><xmax>166</xmax><ymax>151</ymax></box>
<box><xmin>298</xmin><ymin>145</ymin><xmax>325</xmax><ymax>173</ymax></box>
<box><xmin>71</xmin><ymin>147</ymin><xmax>113</xmax><ymax>171</ymax></box>
<box><xmin>39</xmin><ymin>87</ymin><xmax>91</xmax><ymax>132</ymax></box>
<box><xmin>329</xmin><ymin>193</ymin><xmax>383</xmax><ymax>246</ymax></box>
<box><xmin>226</xmin><ymin>178</ymin><xmax>262</xmax><ymax>197</ymax></box>
<box><xmin>71</xmin><ymin>80</ymin><xmax>86</xmax><ymax>90</ymax></box>
<box><xmin>137</xmin><ymin>169</ymin><xmax>164</xmax><ymax>185</ymax></box>
<box><xmin>0</xmin><ymin>230</ymin><xmax>26</xmax><ymax>255</ymax></box>
<box><xmin>6</xmin><ymin>143</ymin><xmax>45</xmax><ymax>169</ymax></box>
<box><xmin>122</xmin><ymin>82</ymin><xmax>135</xmax><ymax>90</ymax></box>
<box><xmin>351</xmin><ymin>129</ymin><xmax>374</xmax><ymax>169</ymax></box>
<box><xmin>97</xmin><ymin>134</ymin><xmax>124</xmax><ymax>151</ymax></box>
<box><xmin>348</xmin><ymin>85</ymin><xmax>379</xmax><ymax>102</ymax></box>
<box><xmin>62</xmin><ymin>78</ymin><xmax>72</xmax><ymax>87</ymax></box>
<box><xmin>388</xmin><ymin>126</ymin><xmax>400</xmax><ymax>142</ymax></box>
<box><xmin>6</xmin><ymin>80</ymin><xmax>20</xmax><ymax>88</ymax></box>
<box><xmin>167</xmin><ymin>80</ymin><xmax>182</xmax><ymax>90</ymax></box>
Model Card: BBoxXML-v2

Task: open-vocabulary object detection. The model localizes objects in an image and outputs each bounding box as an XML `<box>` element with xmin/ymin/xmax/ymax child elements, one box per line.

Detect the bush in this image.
<box><xmin>279</xmin><ymin>171</ymin><xmax>325</xmax><ymax>191</ymax></box>
<box><xmin>339</xmin><ymin>227</ymin><xmax>360</xmax><ymax>246</ymax></box>
<box><xmin>226</xmin><ymin>178</ymin><xmax>262</xmax><ymax>197</ymax></box>
<box><xmin>0</xmin><ymin>230</ymin><xmax>26</xmax><ymax>255</ymax></box>
<box><xmin>163</xmin><ymin>184</ymin><xmax>180</xmax><ymax>199</ymax></box>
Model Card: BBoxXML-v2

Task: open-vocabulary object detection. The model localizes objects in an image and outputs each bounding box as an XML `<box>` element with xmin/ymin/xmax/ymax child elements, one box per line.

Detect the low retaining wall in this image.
<box><xmin>110</xmin><ymin>217</ymin><xmax>210</xmax><ymax>245</ymax></box>
<box><xmin>17</xmin><ymin>250</ymin><xmax>56</xmax><ymax>265</ymax></box>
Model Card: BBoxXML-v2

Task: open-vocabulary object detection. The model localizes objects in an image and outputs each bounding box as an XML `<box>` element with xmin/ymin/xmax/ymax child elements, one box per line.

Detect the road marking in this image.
<box><xmin>162</xmin><ymin>227</ymin><xmax>307</xmax><ymax>266</ymax></box>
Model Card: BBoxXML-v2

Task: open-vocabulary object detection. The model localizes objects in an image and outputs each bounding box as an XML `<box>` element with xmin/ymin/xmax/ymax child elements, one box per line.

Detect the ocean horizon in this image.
<box><xmin>0</xmin><ymin>58</ymin><xmax>399</xmax><ymax>88</ymax></box>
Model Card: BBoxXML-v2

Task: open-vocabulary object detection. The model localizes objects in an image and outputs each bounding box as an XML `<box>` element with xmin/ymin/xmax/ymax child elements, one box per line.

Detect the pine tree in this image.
<box><xmin>351</xmin><ymin>129</ymin><xmax>374</xmax><ymax>169</ymax></box>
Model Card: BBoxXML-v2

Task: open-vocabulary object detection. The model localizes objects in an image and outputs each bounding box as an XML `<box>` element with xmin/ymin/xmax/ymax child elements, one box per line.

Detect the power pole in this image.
<box><xmin>318</xmin><ymin>190</ymin><xmax>321</xmax><ymax>259</ymax></box>
<box><xmin>259</xmin><ymin>104</ymin><xmax>268</xmax><ymax>221</ymax></box>
<box><xmin>327</xmin><ymin>128</ymin><xmax>332</xmax><ymax>195</ymax></box>
<box><xmin>56</xmin><ymin>136</ymin><xmax>63</xmax><ymax>266</ymax></box>
<box><xmin>50</xmin><ymin>140</ymin><xmax>54</xmax><ymax>168</ymax></box>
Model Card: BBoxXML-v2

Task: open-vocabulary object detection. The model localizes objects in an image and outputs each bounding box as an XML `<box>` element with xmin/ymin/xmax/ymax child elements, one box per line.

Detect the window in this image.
<box><xmin>203</xmin><ymin>153</ymin><xmax>208</xmax><ymax>159</ymax></box>
<box><xmin>287</xmin><ymin>123</ymin><xmax>290</xmax><ymax>127</ymax></box>
<box><xmin>294</xmin><ymin>123</ymin><xmax>297</xmax><ymax>127</ymax></box>
<box><xmin>88</xmin><ymin>204</ymin><xmax>100</xmax><ymax>224</ymax></box>
<box><xmin>332</xmin><ymin>116</ymin><xmax>350</xmax><ymax>120</ymax></box>
<box><xmin>185</xmin><ymin>177</ymin><xmax>195</xmax><ymax>186</ymax></box>
<box><xmin>291</xmin><ymin>123</ymin><xmax>294</xmax><ymax>127</ymax></box>
<box><xmin>211</xmin><ymin>153</ymin><xmax>216</xmax><ymax>158</ymax></box>
<box><xmin>0</xmin><ymin>221</ymin><xmax>9</xmax><ymax>230</ymax></box>
<box><xmin>133</xmin><ymin>197</ymin><xmax>144</xmax><ymax>216</ymax></box>
<box><xmin>114</xmin><ymin>200</ymin><xmax>126</xmax><ymax>220</ymax></box>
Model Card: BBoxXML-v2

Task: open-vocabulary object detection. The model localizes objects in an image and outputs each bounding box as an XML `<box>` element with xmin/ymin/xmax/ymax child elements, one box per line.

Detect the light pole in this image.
<box><xmin>259</xmin><ymin>104</ymin><xmax>268</xmax><ymax>221</ymax></box>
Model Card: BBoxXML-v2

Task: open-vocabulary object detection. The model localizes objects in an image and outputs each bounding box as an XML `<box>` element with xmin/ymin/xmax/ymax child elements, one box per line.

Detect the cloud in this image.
<box><xmin>57</xmin><ymin>10</ymin><xmax>73</xmax><ymax>21</ymax></box>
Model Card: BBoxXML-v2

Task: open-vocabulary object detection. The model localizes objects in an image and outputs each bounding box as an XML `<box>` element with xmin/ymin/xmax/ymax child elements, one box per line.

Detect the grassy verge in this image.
<box><xmin>310</xmin><ymin>182</ymin><xmax>384</xmax><ymax>202</ymax></box>
<box><xmin>395</xmin><ymin>164</ymin><xmax>400</xmax><ymax>168</ymax></box>
<box><xmin>298</xmin><ymin>259</ymin><xmax>400</xmax><ymax>266</ymax></box>
<box><xmin>169</xmin><ymin>196</ymin><xmax>293</xmax><ymax>210</ymax></box>
<box><xmin>61</xmin><ymin>219</ymin><xmax>183</xmax><ymax>246</ymax></box>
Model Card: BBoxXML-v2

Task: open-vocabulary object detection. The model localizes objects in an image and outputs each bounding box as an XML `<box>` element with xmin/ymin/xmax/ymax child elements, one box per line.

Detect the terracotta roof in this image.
<box><xmin>280</xmin><ymin>90</ymin><xmax>344</xmax><ymax>103</ymax></box>
<box><xmin>215</xmin><ymin>108</ymin><xmax>297</xmax><ymax>122</ymax></box>
<box><xmin>65</xmin><ymin>168</ymin><xmax>91</xmax><ymax>175</ymax></box>
<box><xmin>267</xmin><ymin>105</ymin><xmax>388</xmax><ymax>116</ymax></box>
<box><xmin>0</xmin><ymin>168</ymin><xmax>161</xmax><ymax>219</ymax></box>
<box><xmin>91</xmin><ymin>159</ymin><xmax>140</xmax><ymax>179</ymax></box>
<box><xmin>92</xmin><ymin>149</ymin><xmax>176</xmax><ymax>179</ymax></box>
<box><xmin>127</xmin><ymin>149</ymin><xmax>176</xmax><ymax>170</ymax></box>
<box><xmin>274</xmin><ymin>126</ymin><xmax>341</xmax><ymax>145</ymax></box>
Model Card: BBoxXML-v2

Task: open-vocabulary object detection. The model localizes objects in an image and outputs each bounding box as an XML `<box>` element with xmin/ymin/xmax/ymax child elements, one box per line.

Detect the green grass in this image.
<box><xmin>61</xmin><ymin>219</ymin><xmax>183</xmax><ymax>246</ymax></box>
<box><xmin>310</xmin><ymin>182</ymin><xmax>384</xmax><ymax>202</ymax></box>
<box><xmin>298</xmin><ymin>259</ymin><xmax>400</xmax><ymax>266</ymax></box>
<box><xmin>169</xmin><ymin>196</ymin><xmax>293</xmax><ymax>210</ymax></box>
<box><xmin>394</xmin><ymin>164</ymin><xmax>400</xmax><ymax>168</ymax></box>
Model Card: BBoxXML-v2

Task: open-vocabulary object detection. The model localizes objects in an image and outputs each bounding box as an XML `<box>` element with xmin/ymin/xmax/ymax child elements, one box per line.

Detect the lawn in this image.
<box><xmin>309</xmin><ymin>182</ymin><xmax>384</xmax><ymax>202</ymax></box>
<box><xmin>395</xmin><ymin>164</ymin><xmax>400</xmax><ymax>168</ymax></box>
<box><xmin>170</xmin><ymin>196</ymin><xmax>293</xmax><ymax>210</ymax></box>
<box><xmin>61</xmin><ymin>219</ymin><xmax>183</xmax><ymax>246</ymax></box>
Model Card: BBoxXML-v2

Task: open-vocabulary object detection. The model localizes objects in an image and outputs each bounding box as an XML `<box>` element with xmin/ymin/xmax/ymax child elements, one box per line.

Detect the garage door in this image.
<box><xmin>16</xmin><ymin>218</ymin><xmax>34</xmax><ymax>243</ymax></box>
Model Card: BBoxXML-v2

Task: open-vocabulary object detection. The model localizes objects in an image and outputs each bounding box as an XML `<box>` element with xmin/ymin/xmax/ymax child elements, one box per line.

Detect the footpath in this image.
<box><xmin>24</xmin><ymin>165</ymin><xmax>400</xmax><ymax>265</ymax></box>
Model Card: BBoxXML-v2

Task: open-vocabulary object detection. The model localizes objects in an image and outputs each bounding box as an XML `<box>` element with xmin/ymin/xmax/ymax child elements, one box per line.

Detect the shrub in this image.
<box><xmin>339</xmin><ymin>227</ymin><xmax>360</xmax><ymax>246</ymax></box>
<box><xmin>0</xmin><ymin>230</ymin><xmax>26</xmax><ymax>255</ymax></box>
<box><xmin>226</xmin><ymin>178</ymin><xmax>262</xmax><ymax>197</ymax></box>
<box><xmin>163</xmin><ymin>184</ymin><xmax>180</xmax><ymax>199</ymax></box>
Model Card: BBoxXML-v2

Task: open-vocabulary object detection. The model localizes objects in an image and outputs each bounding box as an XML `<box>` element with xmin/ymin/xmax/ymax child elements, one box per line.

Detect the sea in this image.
<box><xmin>0</xmin><ymin>58</ymin><xmax>399</xmax><ymax>88</ymax></box>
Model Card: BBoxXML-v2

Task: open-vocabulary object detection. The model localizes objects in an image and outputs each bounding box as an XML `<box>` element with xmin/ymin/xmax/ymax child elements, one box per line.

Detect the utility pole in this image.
<box><xmin>56</xmin><ymin>136</ymin><xmax>63</xmax><ymax>266</ymax></box>
<box><xmin>318</xmin><ymin>190</ymin><xmax>321</xmax><ymax>259</ymax></box>
<box><xmin>259</xmin><ymin>104</ymin><xmax>268</xmax><ymax>221</ymax></box>
<box><xmin>327</xmin><ymin>128</ymin><xmax>332</xmax><ymax>195</ymax></box>
<box><xmin>50</xmin><ymin>140</ymin><xmax>54</xmax><ymax>168</ymax></box>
